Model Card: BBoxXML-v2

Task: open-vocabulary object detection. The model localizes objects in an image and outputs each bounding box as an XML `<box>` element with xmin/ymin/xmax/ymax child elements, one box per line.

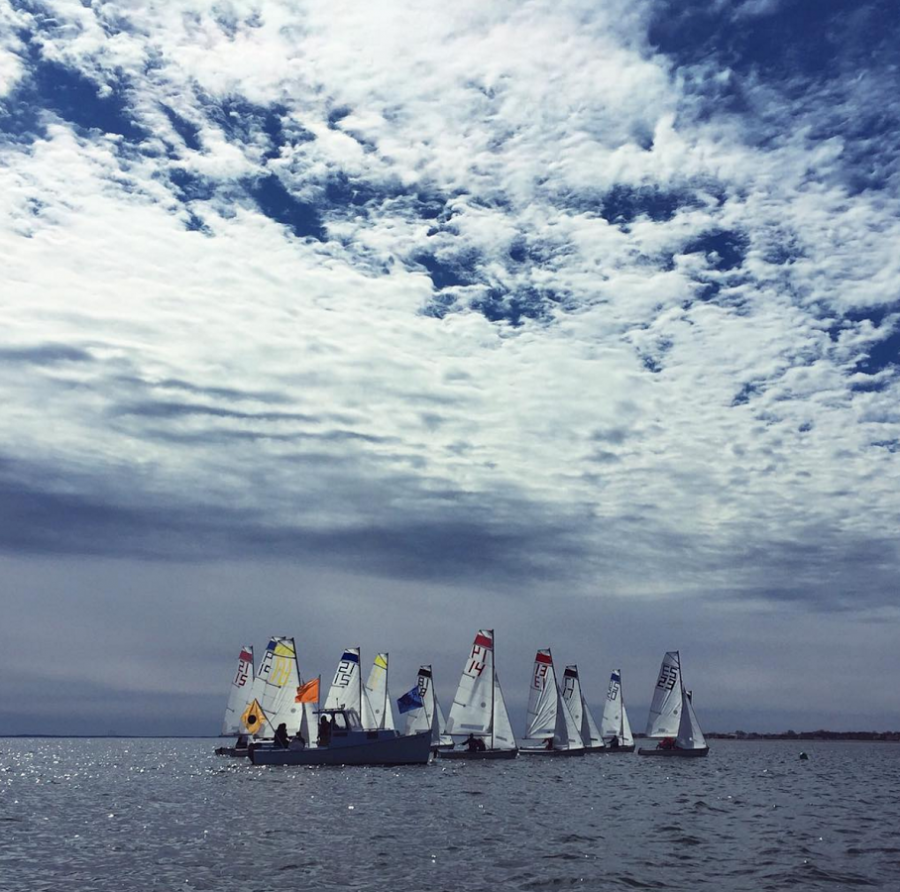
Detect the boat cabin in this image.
<box><xmin>316</xmin><ymin>708</ymin><xmax>389</xmax><ymax>748</ymax></box>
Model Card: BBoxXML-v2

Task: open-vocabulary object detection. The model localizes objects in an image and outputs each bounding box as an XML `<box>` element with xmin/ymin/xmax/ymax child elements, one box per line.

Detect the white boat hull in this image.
<box><xmin>250</xmin><ymin>730</ymin><xmax>433</xmax><ymax>766</ymax></box>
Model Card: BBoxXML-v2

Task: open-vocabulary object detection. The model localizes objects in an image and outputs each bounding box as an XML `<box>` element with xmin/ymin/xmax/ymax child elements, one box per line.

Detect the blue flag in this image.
<box><xmin>397</xmin><ymin>686</ymin><xmax>424</xmax><ymax>714</ymax></box>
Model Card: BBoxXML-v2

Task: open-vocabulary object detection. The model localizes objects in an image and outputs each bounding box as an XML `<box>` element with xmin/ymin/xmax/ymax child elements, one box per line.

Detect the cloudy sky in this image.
<box><xmin>2</xmin><ymin>0</ymin><xmax>898</xmax><ymax>736</ymax></box>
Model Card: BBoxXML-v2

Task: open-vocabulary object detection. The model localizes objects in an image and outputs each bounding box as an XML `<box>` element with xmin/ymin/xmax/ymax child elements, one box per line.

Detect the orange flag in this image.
<box><xmin>295</xmin><ymin>678</ymin><xmax>320</xmax><ymax>703</ymax></box>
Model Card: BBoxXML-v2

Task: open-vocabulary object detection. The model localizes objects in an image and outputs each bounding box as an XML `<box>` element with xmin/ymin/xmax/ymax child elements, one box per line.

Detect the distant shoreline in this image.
<box><xmin>2</xmin><ymin>732</ymin><xmax>899</xmax><ymax>741</ymax></box>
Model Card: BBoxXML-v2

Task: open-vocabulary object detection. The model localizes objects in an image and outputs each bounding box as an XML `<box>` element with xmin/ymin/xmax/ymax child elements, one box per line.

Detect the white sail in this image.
<box><xmin>324</xmin><ymin>647</ymin><xmax>363</xmax><ymax>720</ymax></box>
<box><xmin>646</xmin><ymin>651</ymin><xmax>682</xmax><ymax>738</ymax></box>
<box><xmin>562</xmin><ymin>666</ymin><xmax>604</xmax><ymax>748</ymax></box>
<box><xmin>525</xmin><ymin>649</ymin><xmax>558</xmax><ymax>739</ymax></box>
<box><xmin>491</xmin><ymin>671</ymin><xmax>517</xmax><ymax>750</ymax></box>
<box><xmin>676</xmin><ymin>689</ymin><xmax>708</xmax><ymax>751</ymax></box>
<box><xmin>362</xmin><ymin>653</ymin><xmax>394</xmax><ymax>730</ymax></box>
<box><xmin>601</xmin><ymin>669</ymin><xmax>633</xmax><ymax>746</ymax></box>
<box><xmin>258</xmin><ymin>637</ymin><xmax>305</xmax><ymax>735</ymax></box>
<box><xmin>222</xmin><ymin>645</ymin><xmax>254</xmax><ymax>736</ymax></box>
<box><xmin>433</xmin><ymin>688</ymin><xmax>452</xmax><ymax>745</ymax></box>
<box><xmin>446</xmin><ymin>630</ymin><xmax>495</xmax><ymax>737</ymax></box>
<box><xmin>553</xmin><ymin>685</ymin><xmax>585</xmax><ymax>750</ymax></box>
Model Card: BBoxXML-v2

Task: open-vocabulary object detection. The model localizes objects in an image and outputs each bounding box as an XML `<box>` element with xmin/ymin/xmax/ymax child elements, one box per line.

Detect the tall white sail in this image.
<box><xmin>553</xmin><ymin>685</ymin><xmax>585</xmax><ymax>750</ymax></box>
<box><xmin>433</xmin><ymin>688</ymin><xmax>452</xmax><ymax>745</ymax></box>
<box><xmin>601</xmin><ymin>669</ymin><xmax>633</xmax><ymax>745</ymax></box>
<box><xmin>646</xmin><ymin>651</ymin><xmax>682</xmax><ymax>738</ymax></box>
<box><xmin>260</xmin><ymin>637</ymin><xmax>304</xmax><ymax>734</ymax></box>
<box><xmin>491</xmin><ymin>671</ymin><xmax>517</xmax><ymax>751</ymax></box>
<box><xmin>525</xmin><ymin>649</ymin><xmax>558</xmax><ymax>739</ymax></box>
<box><xmin>324</xmin><ymin>647</ymin><xmax>363</xmax><ymax>720</ymax></box>
<box><xmin>562</xmin><ymin>666</ymin><xmax>604</xmax><ymax>748</ymax></box>
<box><xmin>446</xmin><ymin>630</ymin><xmax>495</xmax><ymax>737</ymax></box>
<box><xmin>222</xmin><ymin>645</ymin><xmax>254</xmax><ymax>736</ymax></box>
<box><xmin>676</xmin><ymin>689</ymin><xmax>708</xmax><ymax>751</ymax></box>
<box><xmin>362</xmin><ymin>653</ymin><xmax>395</xmax><ymax>730</ymax></box>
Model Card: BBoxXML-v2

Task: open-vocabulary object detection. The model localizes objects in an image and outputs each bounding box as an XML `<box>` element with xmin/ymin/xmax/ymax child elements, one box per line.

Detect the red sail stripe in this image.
<box><xmin>535</xmin><ymin>651</ymin><xmax>553</xmax><ymax>664</ymax></box>
<box><xmin>239</xmin><ymin>651</ymin><xmax>253</xmax><ymax>663</ymax></box>
<box><xmin>474</xmin><ymin>633</ymin><xmax>493</xmax><ymax>649</ymax></box>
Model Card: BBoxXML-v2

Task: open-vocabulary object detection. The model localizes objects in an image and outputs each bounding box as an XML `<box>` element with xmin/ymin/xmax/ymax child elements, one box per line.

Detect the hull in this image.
<box><xmin>594</xmin><ymin>744</ymin><xmax>635</xmax><ymax>754</ymax></box>
<box><xmin>440</xmin><ymin>748</ymin><xmax>518</xmax><ymax>761</ymax></box>
<box><xmin>214</xmin><ymin>746</ymin><xmax>250</xmax><ymax>758</ymax></box>
<box><xmin>250</xmin><ymin>731</ymin><xmax>432</xmax><ymax>766</ymax></box>
<box><xmin>637</xmin><ymin>746</ymin><xmax>709</xmax><ymax>758</ymax></box>
<box><xmin>519</xmin><ymin>746</ymin><xmax>585</xmax><ymax>757</ymax></box>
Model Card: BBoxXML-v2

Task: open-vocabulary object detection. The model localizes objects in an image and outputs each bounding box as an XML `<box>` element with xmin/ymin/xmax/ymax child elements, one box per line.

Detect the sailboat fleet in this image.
<box><xmin>217</xmin><ymin>635</ymin><xmax>709</xmax><ymax>765</ymax></box>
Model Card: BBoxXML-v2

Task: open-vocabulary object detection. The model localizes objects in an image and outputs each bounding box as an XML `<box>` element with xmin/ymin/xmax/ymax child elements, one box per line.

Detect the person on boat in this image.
<box><xmin>291</xmin><ymin>729</ymin><xmax>306</xmax><ymax>749</ymax></box>
<box><xmin>273</xmin><ymin>723</ymin><xmax>290</xmax><ymax>749</ymax></box>
<box><xmin>464</xmin><ymin>733</ymin><xmax>479</xmax><ymax>752</ymax></box>
<box><xmin>658</xmin><ymin>736</ymin><xmax>675</xmax><ymax>750</ymax></box>
<box><xmin>609</xmin><ymin>735</ymin><xmax>620</xmax><ymax>749</ymax></box>
<box><xmin>318</xmin><ymin>715</ymin><xmax>331</xmax><ymax>747</ymax></box>
<box><xmin>475</xmin><ymin>737</ymin><xmax>486</xmax><ymax>752</ymax></box>
<box><xmin>544</xmin><ymin>737</ymin><xmax>554</xmax><ymax>751</ymax></box>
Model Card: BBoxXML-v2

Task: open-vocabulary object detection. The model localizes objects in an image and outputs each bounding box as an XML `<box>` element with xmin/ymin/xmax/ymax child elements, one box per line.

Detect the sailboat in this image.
<box><xmin>441</xmin><ymin>629</ymin><xmax>518</xmax><ymax>760</ymax></box>
<box><xmin>216</xmin><ymin>644</ymin><xmax>255</xmax><ymax>756</ymax></box>
<box><xmin>361</xmin><ymin>653</ymin><xmax>396</xmax><ymax>732</ymax></box>
<box><xmin>638</xmin><ymin>651</ymin><xmax>709</xmax><ymax>757</ymax></box>
<box><xmin>520</xmin><ymin>649</ymin><xmax>585</xmax><ymax>756</ymax></box>
<box><xmin>598</xmin><ymin>669</ymin><xmax>635</xmax><ymax>753</ymax></box>
<box><xmin>561</xmin><ymin>665</ymin><xmax>606</xmax><ymax>752</ymax></box>
<box><xmin>401</xmin><ymin>665</ymin><xmax>454</xmax><ymax>748</ymax></box>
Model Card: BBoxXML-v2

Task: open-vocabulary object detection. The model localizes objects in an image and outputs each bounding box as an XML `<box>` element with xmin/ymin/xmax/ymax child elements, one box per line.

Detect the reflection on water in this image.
<box><xmin>1</xmin><ymin>739</ymin><xmax>899</xmax><ymax>891</ymax></box>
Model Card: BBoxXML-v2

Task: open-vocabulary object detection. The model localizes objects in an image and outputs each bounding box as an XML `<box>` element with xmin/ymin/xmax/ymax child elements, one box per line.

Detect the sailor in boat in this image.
<box><xmin>657</xmin><ymin>736</ymin><xmax>676</xmax><ymax>751</ymax></box>
<box><xmin>544</xmin><ymin>738</ymin><xmax>554</xmax><ymax>750</ymax></box>
<box><xmin>273</xmin><ymin>723</ymin><xmax>290</xmax><ymax>749</ymax></box>
<box><xmin>462</xmin><ymin>733</ymin><xmax>486</xmax><ymax>752</ymax></box>
<box><xmin>609</xmin><ymin>735</ymin><xmax>620</xmax><ymax>749</ymax></box>
<box><xmin>291</xmin><ymin>729</ymin><xmax>306</xmax><ymax>749</ymax></box>
<box><xmin>318</xmin><ymin>715</ymin><xmax>332</xmax><ymax>747</ymax></box>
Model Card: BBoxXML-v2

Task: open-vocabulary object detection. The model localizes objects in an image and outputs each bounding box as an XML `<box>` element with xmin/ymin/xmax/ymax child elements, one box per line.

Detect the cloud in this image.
<box><xmin>1</xmin><ymin>0</ymin><xmax>899</xmax><ymax>731</ymax></box>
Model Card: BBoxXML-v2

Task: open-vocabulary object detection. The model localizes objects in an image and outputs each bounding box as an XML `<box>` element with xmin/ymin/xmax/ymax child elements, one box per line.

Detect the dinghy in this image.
<box><xmin>638</xmin><ymin>651</ymin><xmax>709</xmax><ymax>757</ymax></box>
<box><xmin>520</xmin><ymin>649</ymin><xmax>585</xmax><ymax>756</ymax></box>
<box><xmin>441</xmin><ymin>630</ymin><xmax>518</xmax><ymax>760</ymax></box>
<box><xmin>401</xmin><ymin>666</ymin><xmax>454</xmax><ymax>749</ymax></box>
<box><xmin>561</xmin><ymin>665</ymin><xmax>606</xmax><ymax>752</ymax></box>
<box><xmin>216</xmin><ymin>644</ymin><xmax>255</xmax><ymax>756</ymax></box>
<box><xmin>598</xmin><ymin>669</ymin><xmax>635</xmax><ymax>753</ymax></box>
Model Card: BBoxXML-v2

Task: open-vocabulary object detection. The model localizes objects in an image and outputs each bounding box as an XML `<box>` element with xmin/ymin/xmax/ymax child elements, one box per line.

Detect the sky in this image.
<box><xmin>1</xmin><ymin>0</ymin><xmax>899</xmax><ymax>736</ymax></box>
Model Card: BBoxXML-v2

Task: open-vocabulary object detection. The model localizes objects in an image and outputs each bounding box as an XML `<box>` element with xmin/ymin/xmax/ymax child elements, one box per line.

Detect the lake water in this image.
<box><xmin>2</xmin><ymin>738</ymin><xmax>899</xmax><ymax>891</ymax></box>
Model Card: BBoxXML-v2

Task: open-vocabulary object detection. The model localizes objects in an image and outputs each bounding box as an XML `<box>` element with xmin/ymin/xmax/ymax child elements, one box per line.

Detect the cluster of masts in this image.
<box><xmin>220</xmin><ymin>630</ymin><xmax>708</xmax><ymax>759</ymax></box>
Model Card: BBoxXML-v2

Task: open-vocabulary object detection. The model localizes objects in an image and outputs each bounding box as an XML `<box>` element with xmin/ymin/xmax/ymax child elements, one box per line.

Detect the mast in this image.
<box><xmin>490</xmin><ymin>628</ymin><xmax>495</xmax><ymax>750</ymax></box>
<box><xmin>358</xmin><ymin>648</ymin><xmax>363</xmax><ymax>721</ymax></box>
<box><xmin>383</xmin><ymin>653</ymin><xmax>389</xmax><ymax>730</ymax></box>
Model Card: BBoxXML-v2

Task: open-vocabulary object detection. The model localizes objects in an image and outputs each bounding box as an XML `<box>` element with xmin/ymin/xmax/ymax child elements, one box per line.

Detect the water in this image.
<box><xmin>2</xmin><ymin>739</ymin><xmax>899</xmax><ymax>891</ymax></box>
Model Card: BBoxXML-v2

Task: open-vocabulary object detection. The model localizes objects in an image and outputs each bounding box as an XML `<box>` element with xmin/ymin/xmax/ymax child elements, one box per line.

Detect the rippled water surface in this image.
<box><xmin>2</xmin><ymin>739</ymin><xmax>900</xmax><ymax>891</ymax></box>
